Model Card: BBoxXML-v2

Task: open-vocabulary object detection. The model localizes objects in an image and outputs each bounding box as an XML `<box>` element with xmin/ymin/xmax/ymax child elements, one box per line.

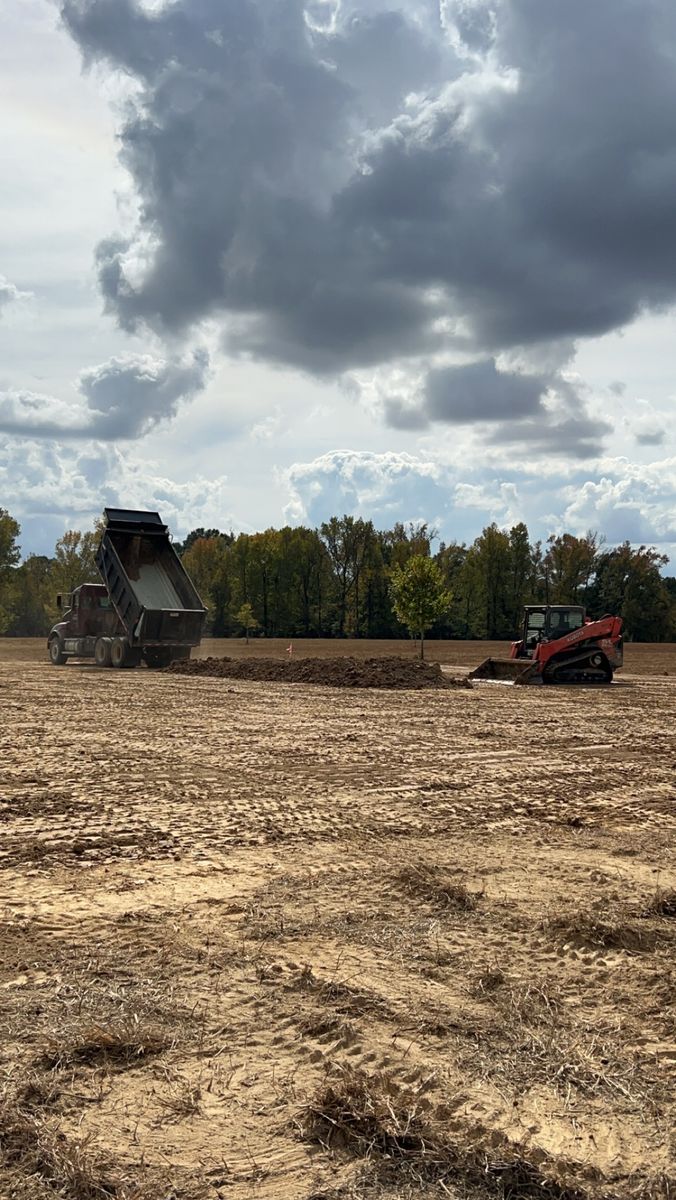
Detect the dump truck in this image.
<box><xmin>47</xmin><ymin>508</ymin><xmax>206</xmax><ymax>669</ymax></box>
<box><xmin>470</xmin><ymin>605</ymin><xmax>623</xmax><ymax>684</ymax></box>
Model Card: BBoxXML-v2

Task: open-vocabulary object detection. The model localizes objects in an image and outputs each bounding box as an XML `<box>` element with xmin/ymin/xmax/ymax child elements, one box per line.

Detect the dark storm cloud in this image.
<box><xmin>425</xmin><ymin>360</ymin><xmax>544</xmax><ymax>422</ymax></box>
<box><xmin>0</xmin><ymin>351</ymin><xmax>208</xmax><ymax>440</ymax></box>
<box><xmin>635</xmin><ymin>428</ymin><xmax>666</xmax><ymax>447</ymax></box>
<box><xmin>485</xmin><ymin>411</ymin><xmax>611</xmax><ymax>460</ymax></box>
<box><xmin>61</xmin><ymin>0</ymin><xmax>676</xmax><ymax>441</ymax></box>
<box><xmin>385</xmin><ymin>358</ymin><xmax>608</xmax><ymax>456</ymax></box>
<box><xmin>78</xmin><ymin>349</ymin><xmax>209</xmax><ymax>438</ymax></box>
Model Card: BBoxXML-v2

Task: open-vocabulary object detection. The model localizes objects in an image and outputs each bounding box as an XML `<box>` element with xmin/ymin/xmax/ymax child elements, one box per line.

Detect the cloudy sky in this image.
<box><xmin>1</xmin><ymin>0</ymin><xmax>675</xmax><ymax>563</ymax></box>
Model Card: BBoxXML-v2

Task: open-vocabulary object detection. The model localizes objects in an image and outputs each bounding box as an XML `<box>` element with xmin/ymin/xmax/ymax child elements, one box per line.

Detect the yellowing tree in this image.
<box><xmin>235</xmin><ymin>601</ymin><xmax>259</xmax><ymax>644</ymax></box>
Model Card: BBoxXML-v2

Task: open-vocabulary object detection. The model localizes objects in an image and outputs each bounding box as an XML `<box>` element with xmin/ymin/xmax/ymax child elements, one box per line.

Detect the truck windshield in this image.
<box><xmin>80</xmin><ymin>594</ymin><xmax>112</xmax><ymax>610</ymax></box>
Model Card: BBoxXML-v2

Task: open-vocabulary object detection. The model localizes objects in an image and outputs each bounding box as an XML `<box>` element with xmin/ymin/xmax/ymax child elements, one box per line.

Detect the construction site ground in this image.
<box><xmin>0</xmin><ymin>639</ymin><xmax>674</xmax><ymax>1200</ymax></box>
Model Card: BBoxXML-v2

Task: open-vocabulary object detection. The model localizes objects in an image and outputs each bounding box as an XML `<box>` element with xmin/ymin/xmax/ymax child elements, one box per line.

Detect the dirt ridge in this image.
<box><xmin>166</xmin><ymin>653</ymin><xmax>469</xmax><ymax>689</ymax></box>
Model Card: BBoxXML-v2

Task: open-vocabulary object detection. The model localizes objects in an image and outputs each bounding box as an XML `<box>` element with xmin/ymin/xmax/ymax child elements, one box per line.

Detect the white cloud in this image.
<box><xmin>0</xmin><ymin>275</ymin><xmax>31</xmax><ymax>315</ymax></box>
<box><xmin>249</xmin><ymin>407</ymin><xmax>284</xmax><ymax>442</ymax></box>
<box><xmin>625</xmin><ymin>400</ymin><xmax>668</xmax><ymax>447</ymax></box>
<box><xmin>0</xmin><ymin>351</ymin><xmax>209</xmax><ymax>440</ymax></box>
<box><xmin>454</xmin><ymin>480</ymin><xmax>522</xmax><ymax>526</ymax></box>
<box><xmin>561</xmin><ymin>457</ymin><xmax>676</xmax><ymax>545</ymax></box>
<box><xmin>0</xmin><ymin>435</ymin><xmax>236</xmax><ymax>555</ymax></box>
<box><xmin>282</xmin><ymin>449</ymin><xmax>444</xmax><ymax>525</ymax></box>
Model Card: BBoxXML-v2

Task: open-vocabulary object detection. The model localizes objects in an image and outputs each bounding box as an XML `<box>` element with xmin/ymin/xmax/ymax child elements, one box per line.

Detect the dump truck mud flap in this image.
<box><xmin>468</xmin><ymin>658</ymin><xmax>541</xmax><ymax>685</ymax></box>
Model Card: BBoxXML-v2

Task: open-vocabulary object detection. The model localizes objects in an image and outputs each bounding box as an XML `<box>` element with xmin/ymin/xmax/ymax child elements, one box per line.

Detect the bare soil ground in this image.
<box><xmin>1</xmin><ymin>639</ymin><xmax>675</xmax><ymax>1199</ymax></box>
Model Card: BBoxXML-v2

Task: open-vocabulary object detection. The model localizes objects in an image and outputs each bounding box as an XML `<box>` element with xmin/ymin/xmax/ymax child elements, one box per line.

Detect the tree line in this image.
<box><xmin>1</xmin><ymin>506</ymin><xmax>674</xmax><ymax>642</ymax></box>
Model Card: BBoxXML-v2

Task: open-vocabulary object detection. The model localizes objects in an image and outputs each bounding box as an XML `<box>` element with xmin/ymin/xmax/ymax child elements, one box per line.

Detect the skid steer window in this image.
<box><xmin>550</xmin><ymin>609</ymin><xmax>584</xmax><ymax>636</ymax></box>
<box><xmin>525</xmin><ymin>610</ymin><xmax>546</xmax><ymax>646</ymax></box>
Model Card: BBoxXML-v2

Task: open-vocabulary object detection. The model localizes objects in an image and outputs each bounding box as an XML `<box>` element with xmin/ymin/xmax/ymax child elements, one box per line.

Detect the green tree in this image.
<box><xmin>435</xmin><ymin>541</ymin><xmax>468</xmax><ymax>636</ymax></box>
<box><xmin>235</xmin><ymin>601</ymin><xmax>259</xmax><ymax>644</ymax></box>
<box><xmin>461</xmin><ymin>524</ymin><xmax>513</xmax><ymax>638</ymax></box>
<box><xmin>320</xmin><ymin>515</ymin><xmax>377</xmax><ymax>636</ymax></box>
<box><xmin>8</xmin><ymin>555</ymin><xmax>53</xmax><ymax>636</ymax></box>
<box><xmin>543</xmin><ymin>532</ymin><xmax>601</xmax><ymax>604</ymax></box>
<box><xmin>389</xmin><ymin>555</ymin><xmax>451</xmax><ymax>659</ymax></box>
<box><xmin>289</xmin><ymin>526</ymin><xmax>332</xmax><ymax>635</ymax></box>
<box><xmin>507</xmin><ymin>523</ymin><xmax>534</xmax><ymax>628</ymax></box>
<box><xmin>182</xmin><ymin>535</ymin><xmax>230</xmax><ymax>632</ymax></box>
<box><xmin>52</xmin><ymin>529</ymin><xmax>99</xmax><ymax>596</ymax></box>
<box><xmin>177</xmin><ymin>528</ymin><xmax>233</xmax><ymax>556</ymax></box>
<box><xmin>591</xmin><ymin>543</ymin><xmax>672</xmax><ymax>640</ymax></box>
<box><xmin>0</xmin><ymin>509</ymin><xmax>21</xmax><ymax>633</ymax></box>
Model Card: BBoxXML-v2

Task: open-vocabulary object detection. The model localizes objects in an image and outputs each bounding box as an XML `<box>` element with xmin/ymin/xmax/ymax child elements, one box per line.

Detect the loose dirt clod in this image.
<box><xmin>167</xmin><ymin>654</ymin><xmax>470</xmax><ymax>689</ymax></box>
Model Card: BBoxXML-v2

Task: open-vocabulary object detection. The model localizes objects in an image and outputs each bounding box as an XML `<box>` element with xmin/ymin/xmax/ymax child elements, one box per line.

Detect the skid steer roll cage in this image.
<box><xmin>519</xmin><ymin>605</ymin><xmax>587</xmax><ymax>656</ymax></box>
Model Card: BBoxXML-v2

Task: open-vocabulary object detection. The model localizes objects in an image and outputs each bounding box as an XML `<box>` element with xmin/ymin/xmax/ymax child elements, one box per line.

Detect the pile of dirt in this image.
<box><xmin>166</xmin><ymin>655</ymin><xmax>470</xmax><ymax>690</ymax></box>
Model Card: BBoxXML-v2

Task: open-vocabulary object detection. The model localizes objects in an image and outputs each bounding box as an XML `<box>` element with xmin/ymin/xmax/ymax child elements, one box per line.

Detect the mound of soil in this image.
<box><xmin>167</xmin><ymin>655</ymin><xmax>470</xmax><ymax>690</ymax></box>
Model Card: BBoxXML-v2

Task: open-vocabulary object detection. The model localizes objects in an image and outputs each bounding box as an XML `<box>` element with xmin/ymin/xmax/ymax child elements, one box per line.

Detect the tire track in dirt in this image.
<box><xmin>1</xmin><ymin>656</ymin><xmax>675</xmax><ymax>1198</ymax></box>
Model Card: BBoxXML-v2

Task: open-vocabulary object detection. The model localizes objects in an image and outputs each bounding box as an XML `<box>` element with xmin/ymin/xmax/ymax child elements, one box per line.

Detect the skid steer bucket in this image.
<box><xmin>469</xmin><ymin>657</ymin><xmax>540</xmax><ymax>685</ymax></box>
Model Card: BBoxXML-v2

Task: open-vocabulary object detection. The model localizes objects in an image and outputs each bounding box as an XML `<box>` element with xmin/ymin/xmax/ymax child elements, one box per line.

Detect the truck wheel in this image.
<box><xmin>110</xmin><ymin>638</ymin><xmax>128</xmax><ymax>668</ymax></box>
<box><xmin>49</xmin><ymin>637</ymin><xmax>67</xmax><ymax>666</ymax></box>
<box><xmin>95</xmin><ymin>637</ymin><xmax>113</xmax><ymax>667</ymax></box>
<box><xmin>144</xmin><ymin>648</ymin><xmax>172</xmax><ymax>669</ymax></box>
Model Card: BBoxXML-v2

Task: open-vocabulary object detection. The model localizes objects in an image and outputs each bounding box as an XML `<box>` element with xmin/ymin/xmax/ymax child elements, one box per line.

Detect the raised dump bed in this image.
<box><xmin>97</xmin><ymin>508</ymin><xmax>205</xmax><ymax>649</ymax></box>
<box><xmin>48</xmin><ymin>508</ymin><xmax>206</xmax><ymax>669</ymax></box>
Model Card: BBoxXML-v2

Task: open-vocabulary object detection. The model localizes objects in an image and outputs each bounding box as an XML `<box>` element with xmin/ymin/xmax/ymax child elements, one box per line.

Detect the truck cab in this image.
<box><xmin>49</xmin><ymin>584</ymin><xmax>123</xmax><ymax>664</ymax></box>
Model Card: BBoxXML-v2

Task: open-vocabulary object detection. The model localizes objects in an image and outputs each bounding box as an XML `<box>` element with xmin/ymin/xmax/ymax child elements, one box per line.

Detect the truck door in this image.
<box><xmin>68</xmin><ymin>591</ymin><xmax>81</xmax><ymax>636</ymax></box>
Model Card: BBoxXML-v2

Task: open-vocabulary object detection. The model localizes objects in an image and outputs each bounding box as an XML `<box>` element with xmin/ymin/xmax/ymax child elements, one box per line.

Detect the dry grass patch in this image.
<box><xmin>394</xmin><ymin>863</ymin><xmax>482</xmax><ymax>912</ymax></box>
<box><xmin>643</xmin><ymin>887</ymin><xmax>676</xmax><ymax>918</ymax></box>
<box><xmin>542</xmin><ymin>905</ymin><xmax>654</xmax><ymax>953</ymax></box>
<box><xmin>1</xmin><ymin>1095</ymin><xmax>153</xmax><ymax>1200</ymax></box>
<box><xmin>298</xmin><ymin>1065</ymin><xmax>592</xmax><ymax>1199</ymax></box>
<box><xmin>154</xmin><ymin>1083</ymin><xmax>203</xmax><ymax>1124</ymax></box>
<box><xmin>40</xmin><ymin>1017</ymin><xmax>172</xmax><ymax>1072</ymax></box>
<box><xmin>468</xmin><ymin>967</ymin><xmax>507</xmax><ymax>998</ymax></box>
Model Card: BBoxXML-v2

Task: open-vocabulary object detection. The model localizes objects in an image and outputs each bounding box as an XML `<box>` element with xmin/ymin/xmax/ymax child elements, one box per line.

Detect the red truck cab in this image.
<box><xmin>48</xmin><ymin>584</ymin><xmax>122</xmax><ymax>665</ymax></box>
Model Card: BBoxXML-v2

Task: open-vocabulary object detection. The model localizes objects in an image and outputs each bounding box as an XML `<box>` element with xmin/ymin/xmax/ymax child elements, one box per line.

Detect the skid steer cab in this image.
<box><xmin>470</xmin><ymin>605</ymin><xmax>623</xmax><ymax>685</ymax></box>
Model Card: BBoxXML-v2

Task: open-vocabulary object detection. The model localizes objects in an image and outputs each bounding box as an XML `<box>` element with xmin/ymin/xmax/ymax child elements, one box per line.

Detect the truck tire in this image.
<box><xmin>144</xmin><ymin>648</ymin><xmax>172</xmax><ymax>669</ymax></box>
<box><xmin>110</xmin><ymin>638</ymin><xmax>128</xmax><ymax>669</ymax></box>
<box><xmin>49</xmin><ymin>637</ymin><xmax>67</xmax><ymax>666</ymax></box>
<box><xmin>95</xmin><ymin>637</ymin><xmax>113</xmax><ymax>667</ymax></box>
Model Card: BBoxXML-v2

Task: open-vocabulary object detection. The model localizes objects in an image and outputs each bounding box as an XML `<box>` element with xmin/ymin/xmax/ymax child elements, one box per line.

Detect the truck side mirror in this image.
<box><xmin>56</xmin><ymin>594</ymin><xmax>62</xmax><ymax>610</ymax></box>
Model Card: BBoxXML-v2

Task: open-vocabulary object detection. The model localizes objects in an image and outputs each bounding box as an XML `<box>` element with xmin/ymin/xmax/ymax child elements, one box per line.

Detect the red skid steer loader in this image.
<box><xmin>470</xmin><ymin>606</ymin><xmax>623</xmax><ymax>685</ymax></box>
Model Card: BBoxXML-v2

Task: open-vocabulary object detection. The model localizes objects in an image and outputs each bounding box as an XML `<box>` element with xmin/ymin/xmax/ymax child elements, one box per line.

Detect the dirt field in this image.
<box><xmin>1</xmin><ymin>639</ymin><xmax>675</xmax><ymax>1199</ymax></box>
<box><xmin>5</xmin><ymin>635</ymin><xmax>675</xmax><ymax>674</ymax></box>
